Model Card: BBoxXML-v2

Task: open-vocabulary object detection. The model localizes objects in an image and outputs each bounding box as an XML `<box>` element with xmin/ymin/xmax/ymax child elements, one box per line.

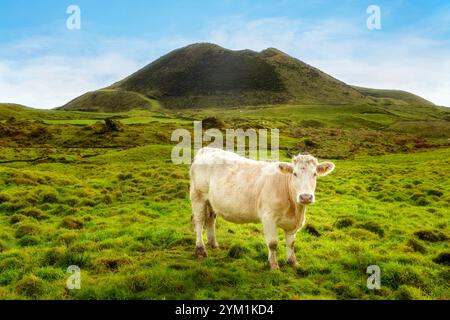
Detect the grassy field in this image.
<box><xmin>0</xmin><ymin>103</ymin><xmax>449</xmax><ymax>300</ymax></box>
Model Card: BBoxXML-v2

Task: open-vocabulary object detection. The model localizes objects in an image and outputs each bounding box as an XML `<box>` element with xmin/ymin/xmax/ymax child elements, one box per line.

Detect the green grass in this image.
<box><xmin>0</xmin><ymin>145</ymin><xmax>448</xmax><ymax>300</ymax></box>
<box><xmin>0</xmin><ymin>102</ymin><xmax>449</xmax><ymax>300</ymax></box>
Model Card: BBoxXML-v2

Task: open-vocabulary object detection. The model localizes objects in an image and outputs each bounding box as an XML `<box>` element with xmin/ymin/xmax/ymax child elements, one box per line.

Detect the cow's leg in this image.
<box><xmin>285</xmin><ymin>231</ymin><xmax>298</xmax><ymax>267</ymax></box>
<box><xmin>205</xmin><ymin>203</ymin><xmax>219</xmax><ymax>249</ymax></box>
<box><xmin>262</xmin><ymin>214</ymin><xmax>279</xmax><ymax>270</ymax></box>
<box><xmin>191</xmin><ymin>192</ymin><xmax>208</xmax><ymax>258</ymax></box>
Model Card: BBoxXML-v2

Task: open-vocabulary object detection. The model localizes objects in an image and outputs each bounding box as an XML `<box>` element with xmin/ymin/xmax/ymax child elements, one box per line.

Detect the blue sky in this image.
<box><xmin>1</xmin><ymin>0</ymin><xmax>449</xmax><ymax>108</ymax></box>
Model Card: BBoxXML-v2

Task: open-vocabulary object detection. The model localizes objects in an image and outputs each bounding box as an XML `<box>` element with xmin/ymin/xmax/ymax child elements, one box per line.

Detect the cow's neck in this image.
<box><xmin>286</xmin><ymin>174</ymin><xmax>307</xmax><ymax>218</ymax></box>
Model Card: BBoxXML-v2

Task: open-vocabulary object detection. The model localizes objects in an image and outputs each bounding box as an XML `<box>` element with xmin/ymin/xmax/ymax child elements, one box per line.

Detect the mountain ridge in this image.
<box><xmin>59</xmin><ymin>43</ymin><xmax>435</xmax><ymax>111</ymax></box>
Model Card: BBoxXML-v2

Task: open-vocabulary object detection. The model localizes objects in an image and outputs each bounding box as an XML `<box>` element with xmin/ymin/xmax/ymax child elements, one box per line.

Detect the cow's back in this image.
<box><xmin>190</xmin><ymin>148</ymin><xmax>268</xmax><ymax>223</ymax></box>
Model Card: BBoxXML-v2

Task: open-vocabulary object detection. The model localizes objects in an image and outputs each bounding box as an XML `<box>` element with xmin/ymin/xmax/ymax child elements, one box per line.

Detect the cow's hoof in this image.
<box><xmin>195</xmin><ymin>246</ymin><xmax>207</xmax><ymax>258</ymax></box>
<box><xmin>208</xmin><ymin>242</ymin><xmax>220</xmax><ymax>249</ymax></box>
<box><xmin>269</xmin><ymin>262</ymin><xmax>280</xmax><ymax>270</ymax></box>
<box><xmin>287</xmin><ymin>257</ymin><xmax>298</xmax><ymax>267</ymax></box>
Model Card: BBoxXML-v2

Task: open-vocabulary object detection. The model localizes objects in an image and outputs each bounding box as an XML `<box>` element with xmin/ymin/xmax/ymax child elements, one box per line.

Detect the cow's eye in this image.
<box><xmin>293</xmin><ymin>172</ymin><xmax>297</xmax><ymax>177</ymax></box>
<box><xmin>314</xmin><ymin>172</ymin><xmax>317</xmax><ymax>177</ymax></box>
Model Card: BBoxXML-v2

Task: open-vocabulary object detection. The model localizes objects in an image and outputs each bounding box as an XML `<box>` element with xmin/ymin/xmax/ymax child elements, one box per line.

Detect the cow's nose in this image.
<box><xmin>299</xmin><ymin>194</ymin><xmax>314</xmax><ymax>204</ymax></box>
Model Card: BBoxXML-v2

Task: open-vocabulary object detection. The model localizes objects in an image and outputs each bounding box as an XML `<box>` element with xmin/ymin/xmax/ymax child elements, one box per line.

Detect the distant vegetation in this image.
<box><xmin>0</xmin><ymin>100</ymin><xmax>449</xmax><ymax>299</ymax></box>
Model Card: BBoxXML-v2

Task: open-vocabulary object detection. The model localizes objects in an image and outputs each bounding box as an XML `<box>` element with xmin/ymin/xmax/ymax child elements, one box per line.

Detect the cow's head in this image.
<box><xmin>279</xmin><ymin>154</ymin><xmax>335</xmax><ymax>205</ymax></box>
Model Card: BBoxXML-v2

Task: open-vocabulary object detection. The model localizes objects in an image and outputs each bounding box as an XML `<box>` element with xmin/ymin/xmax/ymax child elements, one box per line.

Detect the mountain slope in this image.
<box><xmin>60</xmin><ymin>89</ymin><xmax>160</xmax><ymax>112</ymax></box>
<box><xmin>351</xmin><ymin>86</ymin><xmax>434</xmax><ymax>106</ymax></box>
<box><xmin>0</xmin><ymin>103</ymin><xmax>55</xmax><ymax>120</ymax></box>
<box><xmin>61</xmin><ymin>43</ymin><xmax>434</xmax><ymax>111</ymax></box>
<box><xmin>109</xmin><ymin>43</ymin><xmax>368</xmax><ymax>108</ymax></box>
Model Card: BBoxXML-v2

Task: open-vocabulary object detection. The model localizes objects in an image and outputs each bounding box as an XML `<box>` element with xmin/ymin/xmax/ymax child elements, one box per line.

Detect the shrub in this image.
<box><xmin>396</xmin><ymin>285</ymin><xmax>424</xmax><ymax>300</ymax></box>
<box><xmin>96</xmin><ymin>256</ymin><xmax>132</xmax><ymax>271</ymax></box>
<box><xmin>383</xmin><ymin>265</ymin><xmax>426</xmax><ymax>290</ymax></box>
<box><xmin>70</xmin><ymin>240</ymin><xmax>96</xmax><ymax>253</ymax></box>
<box><xmin>0</xmin><ymin>201</ymin><xmax>28</xmax><ymax>213</ymax></box>
<box><xmin>201</xmin><ymin>116</ymin><xmax>225</xmax><ymax>129</ymax></box>
<box><xmin>15</xmin><ymin>275</ymin><xmax>45</xmax><ymax>298</ymax></box>
<box><xmin>15</xmin><ymin>223</ymin><xmax>41</xmax><ymax>238</ymax></box>
<box><xmin>333</xmin><ymin>282</ymin><xmax>360</xmax><ymax>299</ymax></box>
<box><xmin>427</xmin><ymin>189</ymin><xmax>443</xmax><ymax>197</ymax></box>
<box><xmin>126</xmin><ymin>274</ymin><xmax>149</xmax><ymax>293</ymax></box>
<box><xmin>415</xmin><ymin>197</ymin><xmax>430</xmax><ymax>206</ymax></box>
<box><xmin>432</xmin><ymin>252</ymin><xmax>450</xmax><ymax>266</ymax></box>
<box><xmin>0</xmin><ymin>257</ymin><xmax>23</xmax><ymax>271</ymax></box>
<box><xmin>42</xmin><ymin>247</ymin><xmax>90</xmax><ymax>268</ymax></box>
<box><xmin>117</xmin><ymin>173</ymin><xmax>133</xmax><ymax>181</ymax></box>
<box><xmin>335</xmin><ymin>218</ymin><xmax>355</xmax><ymax>229</ymax></box>
<box><xmin>228</xmin><ymin>244</ymin><xmax>249</xmax><ymax>259</ymax></box>
<box><xmin>80</xmin><ymin>199</ymin><xmax>97</xmax><ymax>207</ymax></box>
<box><xmin>35</xmin><ymin>267</ymin><xmax>65</xmax><ymax>281</ymax></box>
<box><xmin>51</xmin><ymin>204</ymin><xmax>72</xmax><ymax>215</ymax></box>
<box><xmin>102</xmin><ymin>194</ymin><xmax>113</xmax><ymax>204</ymax></box>
<box><xmin>18</xmin><ymin>207</ymin><xmax>46</xmax><ymax>220</ymax></box>
<box><xmin>60</xmin><ymin>216</ymin><xmax>84</xmax><ymax>230</ymax></box>
<box><xmin>58</xmin><ymin>251</ymin><xmax>91</xmax><ymax>268</ymax></box>
<box><xmin>18</xmin><ymin>235</ymin><xmax>40</xmax><ymax>247</ymax></box>
<box><xmin>414</xmin><ymin>230</ymin><xmax>448</xmax><ymax>242</ymax></box>
<box><xmin>58</xmin><ymin>231</ymin><xmax>78</xmax><ymax>246</ymax></box>
<box><xmin>41</xmin><ymin>190</ymin><xmax>59</xmax><ymax>204</ymax></box>
<box><xmin>0</xmin><ymin>269</ymin><xmax>18</xmax><ymax>286</ymax></box>
<box><xmin>304</xmin><ymin>138</ymin><xmax>317</xmax><ymax>148</ymax></box>
<box><xmin>104</xmin><ymin>118</ymin><xmax>124</xmax><ymax>132</ymax></box>
<box><xmin>0</xmin><ymin>240</ymin><xmax>7</xmax><ymax>252</ymax></box>
<box><xmin>357</xmin><ymin>222</ymin><xmax>385</xmax><ymax>237</ymax></box>
<box><xmin>304</xmin><ymin>224</ymin><xmax>321</xmax><ymax>237</ymax></box>
<box><xmin>42</xmin><ymin>247</ymin><xmax>66</xmax><ymax>266</ymax></box>
<box><xmin>64</xmin><ymin>197</ymin><xmax>80</xmax><ymax>207</ymax></box>
<box><xmin>7</xmin><ymin>171</ymin><xmax>41</xmax><ymax>186</ymax></box>
<box><xmin>0</xmin><ymin>193</ymin><xmax>11</xmax><ymax>203</ymax></box>
<box><xmin>406</xmin><ymin>239</ymin><xmax>426</xmax><ymax>254</ymax></box>
<box><xmin>10</xmin><ymin>214</ymin><xmax>27</xmax><ymax>226</ymax></box>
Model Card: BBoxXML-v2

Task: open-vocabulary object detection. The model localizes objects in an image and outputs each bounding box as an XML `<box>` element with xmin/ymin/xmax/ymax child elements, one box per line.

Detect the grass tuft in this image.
<box><xmin>414</xmin><ymin>230</ymin><xmax>448</xmax><ymax>243</ymax></box>
<box><xmin>228</xmin><ymin>244</ymin><xmax>250</xmax><ymax>259</ymax></box>
<box><xmin>15</xmin><ymin>275</ymin><xmax>45</xmax><ymax>298</ymax></box>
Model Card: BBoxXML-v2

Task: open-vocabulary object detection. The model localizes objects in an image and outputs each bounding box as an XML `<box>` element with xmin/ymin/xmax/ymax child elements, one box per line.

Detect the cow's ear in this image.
<box><xmin>317</xmin><ymin>162</ymin><xmax>335</xmax><ymax>176</ymax></box>
<box><xmin>279</xmin><ymin>163</ymin><xmax>293</xmax><ymax>174</ymax></box>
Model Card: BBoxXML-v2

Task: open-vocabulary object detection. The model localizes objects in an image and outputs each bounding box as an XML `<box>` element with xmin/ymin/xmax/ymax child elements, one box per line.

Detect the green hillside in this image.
<box><xmin>60</xmin><ymin>89</ymin><xmax>161</xmax><ymax>113</ymax></box>
<box><xmin>105</xmin><ymin>43</ymin><xmax>370</xmax><ymax>108</ymax></box>
<box><xmin>0</xmin><ymin>103</ymin><xmax>123</xmax><ymax>121</ymax></box>
<box><xmin>0</xmin><ymin>104</ymin><xmax>54</xmax><ymax>120</ymax></box>
<box><xmin>62</xmin><ymin>43</ymin><xmax>432</xmax><ymax>112</ymax></box>
<box><xmin>60</xmin><ymin>43</ymin><xmax>437</xmax><ymax>112</ymax></box>
<box><xmin>0</xmin><ymin>109</ymin><xmax>448</xmax><ymax>299</ymax></box>
<box><xmin>352</xmin><ymin>86</ymin><xmax>435</xmax><ymax>106</ymax></box>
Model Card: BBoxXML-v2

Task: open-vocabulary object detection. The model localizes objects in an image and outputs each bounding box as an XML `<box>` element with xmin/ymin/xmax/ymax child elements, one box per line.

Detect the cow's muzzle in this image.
<box><xmin>298</xmin><ymin>194</ymin><xmax>314</xmax><ymax>204</ymax></box>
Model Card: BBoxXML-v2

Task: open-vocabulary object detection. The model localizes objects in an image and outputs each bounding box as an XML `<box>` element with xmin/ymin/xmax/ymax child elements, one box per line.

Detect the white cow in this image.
<box><xmin>189</xmin><ymin>147</ymin><xmax>335</xmax><ymax>269</ymax></box>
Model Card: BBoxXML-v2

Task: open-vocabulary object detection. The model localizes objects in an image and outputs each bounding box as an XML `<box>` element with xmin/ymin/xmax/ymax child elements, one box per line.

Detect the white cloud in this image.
<box><xmin>0</xmin><ymin>54</ymin><xmax>142</xmax><ymax>109</ymax></box>
<box><xmin>0</xmin><ymin>35</ymin><xmax>194</xmax><ymax>109</ymax></box>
